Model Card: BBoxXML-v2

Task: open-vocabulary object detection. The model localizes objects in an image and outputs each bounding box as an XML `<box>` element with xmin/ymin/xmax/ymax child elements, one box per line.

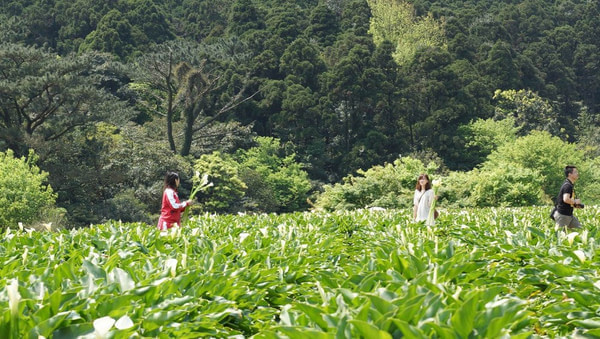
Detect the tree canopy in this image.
<box><xmin>1</xmin><ymin>0</ymin><xmax>600</xmax><ymax>225</ymax></box>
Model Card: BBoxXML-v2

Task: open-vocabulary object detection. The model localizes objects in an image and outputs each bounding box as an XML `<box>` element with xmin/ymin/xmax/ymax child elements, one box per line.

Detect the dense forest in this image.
<box><xmin>1</xmin><ymin>0</ymin><xmax>600</xmax><ymax>226</ymax></box>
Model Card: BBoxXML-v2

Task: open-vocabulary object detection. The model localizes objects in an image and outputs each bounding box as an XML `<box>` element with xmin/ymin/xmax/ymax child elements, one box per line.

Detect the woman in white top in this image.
<box><xmin>413</xmin><ymin>174</ymin><xmax>434</xmax><ymax>222</ymax></box>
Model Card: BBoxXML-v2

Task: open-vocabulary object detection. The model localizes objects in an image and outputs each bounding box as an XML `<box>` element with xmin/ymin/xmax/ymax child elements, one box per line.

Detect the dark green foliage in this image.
<box><xmin>0</xmin><ymin>43</ymin><xmax>134</xmax><ymax>156</ymax></box>
<box><xmin>191</xmin><ymin>137</ymin><xmax>311</xmax><ymax>213</ymax></box>
<box><xmin>2</xmin><ymin>0</ymin><xmax>600</xmax><ymax>223</ymax></box>
<box><xmin>315</xmin><ymin>157</ymin><xmax>438</xmax><ymax>211</ymax></box>
<box><xmin>227</xmin><ymin>0</ymin><xmax>265</xmax><ymax>37</ymax></box>
<box><xmin>234</xmin><ymin>137</ymin><xmax>312</xmax><ymax>213</ymax></box>
<box><xmin>303</xmin><ymin>4</ymin><xmax>340</xmax><ymax>47</ymax></box>
<box><xmin>79</xmin><ymin>9</ymin><xmax>134</xmax><ymax>59</ymax></box>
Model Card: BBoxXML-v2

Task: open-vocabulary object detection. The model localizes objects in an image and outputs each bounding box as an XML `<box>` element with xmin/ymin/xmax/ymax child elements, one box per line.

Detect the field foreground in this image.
<box><xmin>2</xmin><ymin>207</ymin><xmax>600</xmax><ymax>338</ymax></box>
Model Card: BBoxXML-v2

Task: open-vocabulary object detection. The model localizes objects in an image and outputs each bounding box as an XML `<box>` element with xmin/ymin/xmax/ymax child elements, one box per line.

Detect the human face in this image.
<box><xmin>175</xmin><ymin>178</ymin><xmax>180</xmax><ymax>188</ymax></box>
<box><xmin>569</xmin><ymin>168</ymin><xmax>579</xmax><ymax>182</ymax></box>
<box><xmin>418</xmin><ymin>177</ymin><xmax>428</xmax><ymax>190</ymax></box>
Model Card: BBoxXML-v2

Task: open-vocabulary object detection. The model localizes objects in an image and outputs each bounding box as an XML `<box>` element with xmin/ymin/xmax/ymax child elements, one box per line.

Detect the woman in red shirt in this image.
<box><xmin>157</xmin><ymin>172</ymin><xmax>193</xmax><ymax>230</ymax></box>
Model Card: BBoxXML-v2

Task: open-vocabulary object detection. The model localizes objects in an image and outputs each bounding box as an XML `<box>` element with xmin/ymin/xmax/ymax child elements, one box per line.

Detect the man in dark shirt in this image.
<box><xmin>553</xmin><ymin>165</ymin><xmax>582</xmax><ymax>229</ymax></box>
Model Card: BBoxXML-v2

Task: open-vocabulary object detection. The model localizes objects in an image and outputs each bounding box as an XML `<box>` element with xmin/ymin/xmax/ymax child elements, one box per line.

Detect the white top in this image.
<box><xmin>165</xmin><ymin>188</ymin><xmax>188</xmax><ymax>209</ymax></box>
<box><xmin>414</xmin><ymin>189</ymin><xmax>434</xmax><ymax>222</ymax></box>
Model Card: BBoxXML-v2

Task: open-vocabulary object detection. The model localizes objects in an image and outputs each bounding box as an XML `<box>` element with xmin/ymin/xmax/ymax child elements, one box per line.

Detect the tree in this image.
<box><xmin>227</xmin><ymin>0</ymin><xmax>265</xmax><ymax>37</ymax></box>
<box><xmin>265</xmin><ymin>4</ymin><xmax>308</xmax><ymax>44</ymax></box>
<box><xmin>492</xmin><ymin>89</ymin><xmax>560</xmax><ymax>136</ymax></box>
<box><xmin>458</xmin><ymin>117</ymin><xmax>519</xmax><ymax>167</ymax></box>
<box><xmin>480</xmin><ymin>41</ymin><xmax>521</xmax><ymax>90</ymax></box>
<box><xmin>367</xmin><ymin>0</ymin><xmax>446</xmax><ymax>65</ymax></box>
<box><xmin>130</xmin><ymin>40</ymin><xmax>256</xmax><ymax>157</ymax></box>
<box><xmin>174</xmin><ymin>0</ymin><xmax>230</xmax><ymax>40</ymax></box>
<box><xmin>445</xmin><ymin>163</ymin><xmax>545</xmax><ymax>207</ymax></box>
<box><xmin>304</xmin><ymin>4</ymin><xmax>340</xmax><ymax>47</ymax></box>
<box><xmin>79</xmin><ymin>9</ymin><xmax>134</xmax><ymax>60</ymax></box>
<box><xmin>279</xmin><ymin>38</ymin><xmax>326</xmax><ymax>90</ymax></box>
<box><xmin>20</xmin><ymin>0</ymin><xmax>59</xmax><ymax>49</ymax></box>
<box><xmin>0</xmin><ymin>149</ymin><xmax>58</xmax><ymax>229</ymax></box>
<box><xmin>0</xmin><ymin>43</ymin><xmax>134</xmax><ymax>156</ymax></box>
<box><xmin>54</xmin><ymin>0</ymin><xmax>111</xmax><ymax>54</ymax></box>
<box><xmin>574</xmin><ymin>44</ymin><xmax>600</xmax><ymax>113</ymax></box>
<box><xmin>124</xmin><ymin>0</ymin><xmax>174</xmax><ymax>46</ymax></box>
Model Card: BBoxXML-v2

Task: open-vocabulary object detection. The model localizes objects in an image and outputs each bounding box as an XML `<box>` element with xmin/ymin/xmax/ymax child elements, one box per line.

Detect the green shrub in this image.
<box><xmin>443</xmin><ymin>131</ymin><xmax>591</xmax><ymax>207</ymax></box>
<box><xmin>314</xmin><ymin>157</ymin><xmax>438</xmax><ymax>210</ymax></box>
<box><xmin>0</xmin><ymin>150</ymin><xmax>58</xmax><ymax>229</ymax></box>
<box><xmin>485</xmin><ymin>131</ymin><xmax>584</xmax><ymax>198</ymax></box>
<box><xmin>577</xmin><ymin>157</ymin><xmax>600</xmax><ymax>205</ymax></box>
<box><xmin>235</xmin><ymin>137</ymin><xmax>312</xmax><ymax>213</ymax></box>
<box><xmin>458</xmin><ymin>117</ymin><xmax>519</xmax><ymax>167</ymax></box>
<box><xmin>443</xmin><ymin>164</ymin><xmax>545</xmax><ymax>207</ymax></box>
<box><xmin>194</xmin><ymin>152</ymin><xmax>246</xmax><ymax>213</ymax></box>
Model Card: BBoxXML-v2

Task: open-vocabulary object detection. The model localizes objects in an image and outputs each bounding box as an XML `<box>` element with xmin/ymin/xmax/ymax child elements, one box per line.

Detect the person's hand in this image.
<box><xmin>434</xmin><ymin>195</ymin><xmax>439</xmax><ymax>200</ymax></box>
<box><xmin>186</xmin><ymin>200</ymin><xmax>194</xmax><ymax>206</ymax></box>
<box><xmin>574</xmin><ymin>198</ymin><xmax>581</xmax><ymax>205</ymax></box>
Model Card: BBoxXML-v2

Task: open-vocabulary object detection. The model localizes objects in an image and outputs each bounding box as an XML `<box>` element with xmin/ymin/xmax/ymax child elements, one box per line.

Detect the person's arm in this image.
<box><xmin>166</xmin><ymin>189</ymin><xmax>189</xmax><ymax>210</ymax></box>
<box><xmin>413</xmin><ymin>191</ymin><xmax>419</xmax><ymax>220</ymax></box>
<box><xmin>562</xmin><ymin>193</ymin><xmax>581</xmax><ymax>206</ymax></box>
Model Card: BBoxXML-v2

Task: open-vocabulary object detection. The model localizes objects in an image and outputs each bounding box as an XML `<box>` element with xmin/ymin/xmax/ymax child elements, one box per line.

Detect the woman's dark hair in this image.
<box><xmin>164</xmin><ymin>171</ymin><xmax>180</xmax><ymax>190</ymax></box>
<box><xmin>415</xmin><ymin>174</ymin><xmax>432</xmax><ymax>190</ymax></box>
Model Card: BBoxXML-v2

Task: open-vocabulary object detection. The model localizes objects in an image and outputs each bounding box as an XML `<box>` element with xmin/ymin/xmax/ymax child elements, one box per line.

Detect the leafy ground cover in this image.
<box><xmin>2</xmin><ymin>207</ymin><xmax>600</xmax><ymax>338</ymax></box>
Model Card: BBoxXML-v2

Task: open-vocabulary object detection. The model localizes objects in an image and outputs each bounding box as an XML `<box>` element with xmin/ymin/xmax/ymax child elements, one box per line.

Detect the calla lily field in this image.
<box><xmin>2</xmin><ymin>207</ymin><xmax>600</xmax><ymax>338</ymax></box>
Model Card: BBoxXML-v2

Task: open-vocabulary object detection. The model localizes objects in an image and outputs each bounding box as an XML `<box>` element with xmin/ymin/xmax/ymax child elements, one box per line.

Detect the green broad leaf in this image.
<box><xmin>52</xmin><ymin>323</ymin><xmax>94</xmax><ymax>339</ymax></box>
<box><xmin>350</xmin><ymin>320</ymin><xmax>392</xmax><ymax>339</ymax></box>
<box><xmin>356</xmin><ymin>300</ymin><xmax>371</xmax><ymax>322</ymax></box>
<box><xmin>451</xmin><ymin>293</ymin><xmax>479</xmax><ymax>337</ymax></box>
<box><xmin>396</xmin><ymin>294</ymin><xmax>426</xmax><ymax>321</ymax></box>
<box><xmin>526</xmin><ymin>227</ymin><xmax>546</xmax><ymax>240</ymax></box>
<box><xmin>252</xmin><ymin>330</ymin><xmax>282</xmax><ymax>339</ymax></box>
<box><xmin>108</xmin><ymin>267</ymin><xmax>135</xmax><ymax>292</ymax></box>
<box><xmin>396</xmin><ymin>257</ymin><xmax>415</xmax><ymax>279</ymax></box>
<box><xmin>338</xmin><ymin>288</ymin><xmax>359</xmax><ymax>305</ymax></box>
<box><xmin>482</xmin><ymin>299</ymin><xmax>526</xmax><ymax>337</ymax></box>
<box><xmin>583</xmin><ymin>328</ymin><xmax>600</xmax><ymax>336</ymax></box>
<box><xmin>540</xmin><ymin>263</ymin><xmax>574</xmax><ymax>277</ymax></box>
<box><xmin>444</xmin><ymin>240</ymin><xmax>455</xmax><ymax>258</ymax></box>
<box><xmin>47</xmin><ymin>289</ymin><xmax>61</xmax><ymax>314</ymax></box>
<box><xmin>92</xmin><ymin>239</ymin><xmax>108</xmax><ymax>251</ymax></box>
<box><xmin>95</xmin><ymin>295</ymin><xmax>137</xmax><ymax>317</ymax></box>
<box><xmin>510</xmin><ymin>331</ymin><xmax>535</xmax><ymax>339</ymax></box>
<box><xmin>30</xmin><ymin>303</ymin><xmax>52</xmax><ymax>324</ymax></box>
<box><xmin>295</xmin><ymin>303</ymin><xmax>329</xmax><ymax>330</ymax></box>
<box><xmin>562</xmin><ymin>290</ymin><xmax>600</xmax><ymax>308</ymax></box>
<box><xmin>52</xmin><ymin>261</ymin><xmax>77</xmax><ymax>283</ymax></box>
<box><xmin>570</xmin><ymin>319</ymin><xmax>600</xmax><ymax>328</ymax></box>
<box><xmin>155</xmin><ymin>296</ymin><xmax>197</xmax><ymax>312</ymax></box>
<box><xmin>484</xmin><ymin>314</ymin><xmax>511</xmax><ymax>338</ymax></box>
<box><xmin>275</xmin><ymin>326</ymin><xmax>334</xmax><ymax>339</ymax></box>
<box><xmin>390</xmin><ymin>319</ymin><xmax>425</xmax><ymax>338</ymax></box>
<box><xmin>367</xmin><ymin>294</ymin><xmax>396</xmax><ymax>316</ymax></box>
<box><xmin>421</xmin><ymin>322</ymin><xmax>456</xmax><ymax>339</ymax></box>
<box><xmin>82</xmin><ymin>260</ymin><xmax>106</xmax><ymax>280</ymax></box>
<box><xmin>334</xmin><ymin>315</ymin><xmax>350</xmax><ymax>339</ymax></box>
<box><xmin>142</xmin><ymin>310</ymin><xmax>187</xmax><ymax>331</ymax></box>
<box><xmin>0</xmin><ymin>308</ymin><xmax>10</xmax><ymax>339</ymax></box>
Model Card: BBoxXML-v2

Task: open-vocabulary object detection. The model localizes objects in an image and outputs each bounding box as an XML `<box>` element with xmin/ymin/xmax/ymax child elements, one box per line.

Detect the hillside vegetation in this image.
<box><xmin>1</xmin><ymin>0</ymin><xmax>599</xmax><ymax>226</ymax></box>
